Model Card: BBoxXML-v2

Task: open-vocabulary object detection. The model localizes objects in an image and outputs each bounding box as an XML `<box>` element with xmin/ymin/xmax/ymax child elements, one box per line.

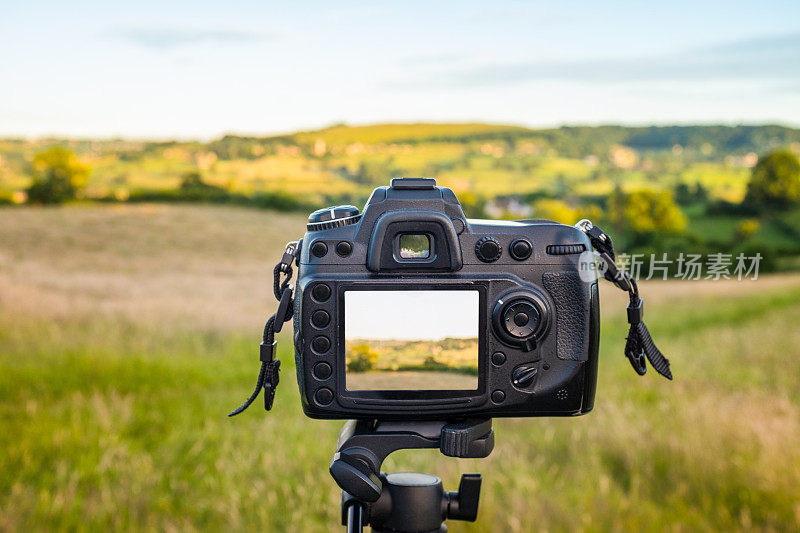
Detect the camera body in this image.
<box><xmin>293</xmin><ymin>178</ymin><xmax>599</xmax><ymax>420</ymax></box>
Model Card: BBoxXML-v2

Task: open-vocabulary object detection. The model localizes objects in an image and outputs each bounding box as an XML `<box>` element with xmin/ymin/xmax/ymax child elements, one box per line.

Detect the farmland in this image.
<box><xmin>4</xmin><ymin>123</ymin><xmax>800</xmax><ymax>270</ymax></box>
<box><xmin>1</xmin><ymin>123</ymin><xmax>798</xmax><ymax>207</ymax></box>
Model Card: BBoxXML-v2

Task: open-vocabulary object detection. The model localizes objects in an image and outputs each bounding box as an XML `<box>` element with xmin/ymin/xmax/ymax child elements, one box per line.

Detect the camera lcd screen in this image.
<box><xmin>344</xmin><ymin>290</ymin><xmax>479</xmax><ymax>391</ymax></box>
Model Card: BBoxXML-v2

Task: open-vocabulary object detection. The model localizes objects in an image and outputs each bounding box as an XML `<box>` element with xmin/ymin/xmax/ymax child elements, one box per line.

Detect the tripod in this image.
<box><xmin>329</xmin><ymin>419</ymin><xmax>494</xmax><ymax>533</ymax></box>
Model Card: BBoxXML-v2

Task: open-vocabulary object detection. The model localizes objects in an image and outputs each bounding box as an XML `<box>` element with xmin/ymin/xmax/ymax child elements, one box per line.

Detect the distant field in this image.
<box><xmin>345</xmin><ymin>338</ymin><xmax>479</xmax><ymax>371</ymax></box>
<box><xmin>1</xmin><ymin>204</ymin><xmax>800</xmax><ymax>531</ymax></box>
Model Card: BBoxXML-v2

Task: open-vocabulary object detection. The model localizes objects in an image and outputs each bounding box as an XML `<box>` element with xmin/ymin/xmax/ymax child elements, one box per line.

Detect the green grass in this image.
<box><xmin>689</xmin><ymin>209</ymin><xmax>800</xmax><ymax>251</ymax></box>
<box><xmin>3</xmin><ymin>287</ymin><xmax>800</xmax><ymax>531</ymax></box>
<box><xmin>2</xmin><ymin>204</ymin><xmax>800</xmax><ymax>531</ymax></box>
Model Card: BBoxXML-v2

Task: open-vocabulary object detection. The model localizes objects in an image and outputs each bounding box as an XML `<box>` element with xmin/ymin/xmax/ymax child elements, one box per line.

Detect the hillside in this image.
<box><xmin>3</xmin><ymin>123</ymin><xmax>800</xmax><ymax>268</ymax></box>
<box><xmin>3</xmin><ymin>123</ymin><xmax>799</xmax><ymax>202</ymax></box>
<box><xmin>239</xmin><ymin>123</ymin><xmax>800</xmax><ymax>154</ymax></box>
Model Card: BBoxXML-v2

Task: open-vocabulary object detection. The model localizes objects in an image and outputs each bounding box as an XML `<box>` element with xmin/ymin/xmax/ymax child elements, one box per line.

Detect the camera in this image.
<box><xmin>229</xmin><ymin>177</ymin><xmax>670</xmax><ymax>531</ymax></box>
<box><xmin>292</xmin><ymin>178</ymin><xmax>600</xmax><ymax>419</ymax></box>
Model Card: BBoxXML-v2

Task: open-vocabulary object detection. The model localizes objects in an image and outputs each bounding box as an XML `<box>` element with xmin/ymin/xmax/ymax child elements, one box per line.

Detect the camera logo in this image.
<box><xmin>578</xmin><ymin>250</ymin><xmax>608</xmax><ymax>283</ymax></box>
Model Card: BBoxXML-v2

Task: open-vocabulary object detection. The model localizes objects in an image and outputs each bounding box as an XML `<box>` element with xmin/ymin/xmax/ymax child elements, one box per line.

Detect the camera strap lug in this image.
<box><xmin>576</xmin><ymin>220</ymin><xmax>673</xmax><ymax>380</ymax></box>
<box><xmin>279</xmin><ymin>241</ymin><xmax>299</xmax><ymax>273</ymax></box>
<box><xmin>229</xmin><ymin>241</ymin><xmax>299</xmax><ymax>416</ymax></box>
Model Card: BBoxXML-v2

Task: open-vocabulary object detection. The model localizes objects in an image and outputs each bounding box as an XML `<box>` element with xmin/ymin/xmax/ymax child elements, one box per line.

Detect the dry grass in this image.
<box><xmin>0</xmin><ymin>204</ymin><xmax>307</xmax><ymax>331</ymax></box>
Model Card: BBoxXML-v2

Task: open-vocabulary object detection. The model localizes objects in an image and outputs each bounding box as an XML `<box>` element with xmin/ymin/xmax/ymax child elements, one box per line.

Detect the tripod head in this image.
<box><xmin>330</xmin><ymin>419</ymin><xmax>494</xmax><ymax>532</ymax></box>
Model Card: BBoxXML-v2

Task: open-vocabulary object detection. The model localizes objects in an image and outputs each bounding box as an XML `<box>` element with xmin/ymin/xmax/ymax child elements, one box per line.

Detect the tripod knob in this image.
<box><xmin>446</xmin><ymin>473</ymin><xmax>482</xmax><ymax>521</ymax></box>
<box><xmin>370</xmin><ymin>473</ymin><xmax>445</xmax><ymax>532</ymax></box>
<box><xmin>330</xmin><ymin>455</ymin><xmax>383</xmax><ymax>502</ymax></box>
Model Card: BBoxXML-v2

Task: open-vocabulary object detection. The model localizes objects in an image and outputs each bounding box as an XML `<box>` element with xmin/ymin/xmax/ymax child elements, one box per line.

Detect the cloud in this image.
<box><xmin>110</xmin><ymin>27</ymin><xmax>269</xmax><ymax>50</ymax></box>
<box><xmin>400</xmin><ymin>53</ymin><xmax>468</xmax><ymax>67</ymax></box>
<box><xmin>435</xmin><ymin>32</ymin><xmax>800</xmax><ymax>87</ymax></box>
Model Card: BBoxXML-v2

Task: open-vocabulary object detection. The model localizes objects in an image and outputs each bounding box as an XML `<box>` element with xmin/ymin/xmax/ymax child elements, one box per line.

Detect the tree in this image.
<box><xmin>533</xmin><ymin>198</ymin><xmax>601</xmax><ymax>225</ymax></box>
<box><xmin>735</xmin><ymin>219</ymin><xmax>760</xmax><ymax>241</ymax></box>
<box><xmin>178</xmin><ymin>170</ymin><xmax>226</xmax><ymax>200</ymax></box>
<box><xmin>746</xmin><ymin>150</ymin><xmax>800</xmax><ymax>207</ymax></box>
<box><xmin>347</xmin><ymin>344</ymin><xmax>379</xmax><ymax>373</ymax></box>
<box><xmin>673</xmin><ymin>182</ymin><xmax>709</xmax><ymax>206</ymax></box>
<box><xmin>180</xmin><ymin>170</ymin><xmax>207</xmax><ymax>189</ymax></box>
<box><xmin>608</xmin><ymin>188</ymin><xmax>687</xmax><ymax>236</ymax></box>
<box><xmin>26</xmin><ymin>147</ymin><xmax>90</xmax><ymax>204</ymax></box>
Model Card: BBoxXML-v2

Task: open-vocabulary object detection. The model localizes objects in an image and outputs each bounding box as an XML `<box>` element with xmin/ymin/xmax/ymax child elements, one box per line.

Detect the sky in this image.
<box><xmin>345</xmin><ymin>291</ymin><xmax>479</xmax><ymax>341</ymax></box>
<box><xmin>1</xmin><ymin>1</ymin><xmax>799</xmax><ymax>139</ymax></box>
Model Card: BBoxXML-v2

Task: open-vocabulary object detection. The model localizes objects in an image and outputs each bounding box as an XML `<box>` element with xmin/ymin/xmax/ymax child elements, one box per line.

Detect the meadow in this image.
<box><xmin>2</xmin><ymin>203</ymin><xmax>799</xmax><ymax>532</ymax></box>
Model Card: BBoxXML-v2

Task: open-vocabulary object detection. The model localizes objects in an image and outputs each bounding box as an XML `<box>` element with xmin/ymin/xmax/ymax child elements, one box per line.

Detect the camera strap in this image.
<box><xmin>576</xmin><ymin>220</ymin><xmax>673</xmax><ymax>380</ymax></box>
<box><xmin>229</xmin><ymin>241</ymin><xmax>299</xmax><ymax>416</ymax></box>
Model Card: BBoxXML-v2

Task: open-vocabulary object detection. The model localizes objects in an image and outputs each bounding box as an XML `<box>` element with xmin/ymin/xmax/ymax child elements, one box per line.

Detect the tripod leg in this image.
<box><xmin>345</xmin><ymin>502</ymin><xmax>365</xmax><ymax>533</ymax></box>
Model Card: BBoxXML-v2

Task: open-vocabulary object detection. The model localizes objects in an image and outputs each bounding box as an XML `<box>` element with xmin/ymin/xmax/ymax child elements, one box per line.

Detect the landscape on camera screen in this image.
<box><xmin>345</xmin><ymin>290</ymin><xmax>479</xmax><ymax>391</ymax></box>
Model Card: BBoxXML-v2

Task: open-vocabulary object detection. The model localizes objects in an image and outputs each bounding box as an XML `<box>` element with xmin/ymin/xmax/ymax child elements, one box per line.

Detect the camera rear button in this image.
<box><xmin>311</xmin><ymin>241</ymin><xmax>328</xmax><ymax>258</ymax></box>
<box><xmin>315</xmin><ymin>388</ymin><xmax>334</xmax><ymax>405</ymax></box>
<box><xmin>510</xmin><ymin>238</ymin><xmax>532</xmax><ymax>261</ymax></box>
<box><xmin>491</xmin><ymin>351</ymin><xmax>506</xmax><ymax>366</ymax></box>
<box><xmin>475</xmin><ymin>236</ymin><xmax>502</xmax><ymax>263</ymax></box>
<box><xmin>312</xmin><ymin>310</ymin><xmax>331</xmax><ymax>328</ymax></box>
<box><xmin>312</xmin><ymin>336</ymin><xmax>331</xmax><ymax>354</ymax></box>
<box><xmin>313</xmin><ymin>362</ymin><xmax>332</xmax><ymax>380</ymax></box>
<box><xmin>335</xmin><ymin>241</ymin><xmax>353</xmax><ymax>257</ymax></box>
<box><xmin>311</xmin><ymin>283</ymin><xmax>331</xmax><ymax>302</ymax></box>
<box><xmin>491</xmin><ymin>390</ymin><xmax>505</xmax><ymax>404</ymax></box>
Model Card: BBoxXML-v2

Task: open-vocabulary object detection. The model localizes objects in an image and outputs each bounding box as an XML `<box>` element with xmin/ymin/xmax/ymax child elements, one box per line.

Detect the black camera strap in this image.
<box><xmin>229</xmin><ymin>241</ymin><xmax>299</xmax><ymax>416</ymax></box>
<box><xmin>576</xmin><ymin>220</ymin><xmax>673</xmax><ymax>380</ymax></box>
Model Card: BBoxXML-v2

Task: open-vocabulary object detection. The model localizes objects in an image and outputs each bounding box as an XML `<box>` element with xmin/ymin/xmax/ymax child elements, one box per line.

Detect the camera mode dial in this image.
<box><xmin>307</xmin><ymin>205</ymin><xmax>361</xmax><ymax>232</ymax></box>
<box><xmin>491</xmin><ymin>291</ymin><xmax>550</xmax><ymax>352</ymax></box>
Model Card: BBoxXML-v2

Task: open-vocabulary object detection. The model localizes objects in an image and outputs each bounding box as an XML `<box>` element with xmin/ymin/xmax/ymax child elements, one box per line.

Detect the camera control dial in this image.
<box><xmin>307</xmin><ymin>205</ymin><xmax>361</xmax><ymax>232</ymax></box>
<box><xmin>491</xmin><ymin>291</ymin><xmax>550</xmax><ymax>352</ymax></box>
<box><xmin>503</xmin><ymin>300</ymin><xmax>541</xmax><ymax>338</ymax></box>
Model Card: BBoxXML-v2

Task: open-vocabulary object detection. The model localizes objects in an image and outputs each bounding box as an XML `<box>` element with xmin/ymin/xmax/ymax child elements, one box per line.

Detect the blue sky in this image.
<box><xmin>1</xmin><ymin>1</ymin><xmax>799</xmax><ymax>139</ymax></box>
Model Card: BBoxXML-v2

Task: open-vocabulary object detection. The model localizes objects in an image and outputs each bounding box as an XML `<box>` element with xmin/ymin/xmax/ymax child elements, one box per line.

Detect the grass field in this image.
<box><xmin>2</xmin><ymin>204</ymin><xmax>800</xmax><ymax>532</ymax></box>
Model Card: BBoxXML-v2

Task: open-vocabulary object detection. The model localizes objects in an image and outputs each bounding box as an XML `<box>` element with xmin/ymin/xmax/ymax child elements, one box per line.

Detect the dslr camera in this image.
<box><xmin>293</xmin><ymin>178</ymin><xmax>600</xmax><ymax>419</ymax></box>
<box><xmin>231</xmin><ymin>177</ymin><xmax>670</xmax><ymax>531</ymax></box>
